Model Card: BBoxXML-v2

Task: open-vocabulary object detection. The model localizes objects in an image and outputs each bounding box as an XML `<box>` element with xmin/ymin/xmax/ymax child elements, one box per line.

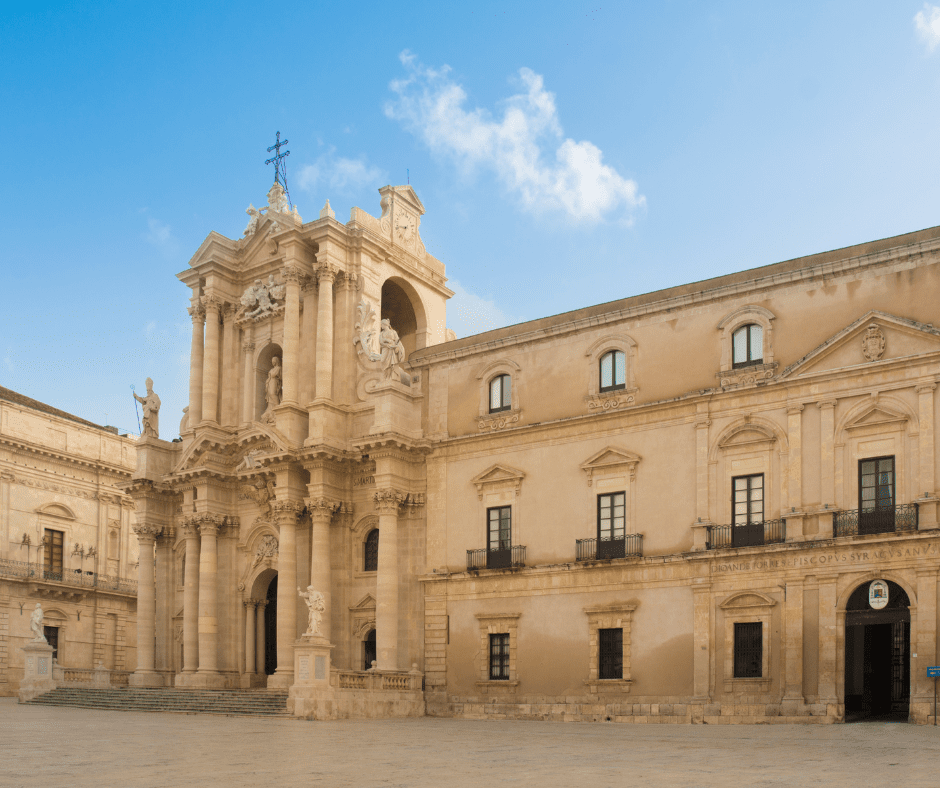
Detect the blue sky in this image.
<box><xmin>2</xmin><ymin>2</ymin><xmax>940</xmax><ymax>436</ymax></box>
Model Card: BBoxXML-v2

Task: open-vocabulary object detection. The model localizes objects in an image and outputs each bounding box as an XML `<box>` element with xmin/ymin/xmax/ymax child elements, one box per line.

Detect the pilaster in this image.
<box><xmin>269</xmin><ymin>499</ymin><xmax>304</xmax><ymax>688</ymax></box>
<box><xmin>374</xmin><ymin>488</ymin><xmax>403</xmax><ymax>671</ymax></box>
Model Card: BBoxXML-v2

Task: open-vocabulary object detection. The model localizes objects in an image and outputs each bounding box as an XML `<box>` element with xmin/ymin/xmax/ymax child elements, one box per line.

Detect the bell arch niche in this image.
<box><xmin>381</xmin><ymin>277</ymin><xmax>427</xmax><ymax>356</ymax></box>
<box><xmin>254</xmin><ymin>343</ymin><xmax>283</xmax><ymax>422</ymax></box>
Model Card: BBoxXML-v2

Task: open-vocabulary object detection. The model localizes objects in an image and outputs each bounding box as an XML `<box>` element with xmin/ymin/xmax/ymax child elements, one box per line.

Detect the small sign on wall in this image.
<box><xmin>869</xmin><ymin>580</ymin><xmax>889</xmax><ymax>610</ymax></box>
<box><xmin>315</xmin><ymin>655</ymin><xmax>326</xmax><ymax>680</ymax></box>
<box><xmin>298</xmin><ymin>656</ymin><xmax>310</xmax><ymax>682</ymax></box>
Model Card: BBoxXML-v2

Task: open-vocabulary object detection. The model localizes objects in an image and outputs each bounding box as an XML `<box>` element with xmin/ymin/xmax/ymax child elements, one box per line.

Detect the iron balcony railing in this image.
<box><xmin>467</xmin><ymin>545</ymin><xmax>526</xmax><ymax>570</ymax></box>
<box><xmin>706</xmin><ymin>519</ymin><xmax>787</xmax><ymax>550</ymax></box>
<box><xmin>0</xmin><ymin>558</ymin><xmax>138</xmax><ymax>595</ymax></box>
<box><xmin>834</xmin><ymin>503</ymin><xmax>918</xmax><ymax>537</ymax></box>
<box><xmin>576</xmin><ymin>534</ymin><xmax>644</xmax><ymax>561</ymax></box>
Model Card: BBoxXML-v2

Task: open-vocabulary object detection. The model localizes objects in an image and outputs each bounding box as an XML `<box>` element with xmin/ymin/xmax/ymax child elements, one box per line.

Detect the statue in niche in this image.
<box><xmin>378</xmin><ymin>319</ymin><xmax>406</xmax><ymax>380</ymax></box>
<box><xmin>133</xmin><ymin>378</ymin><xmax>161</xmax><ymax>438</ymax></box>
<box><xmin>298</xmin><ymin>585</ymin><xmax>326</xmax><ymax>636</ymax></box>
<box><xmin>243</xmin><ymin>204</ymin><xmax>262</xmax><ymax>237</ymax></box>
<box><xmin>261</xmin><ymin>357</ymin><xmax>282</xmax><ymax>425</ymax></box>
<box><xmin>30</xmin><ymin>603</ymin><xmax>46</xmax><ymax>642</ymax></box>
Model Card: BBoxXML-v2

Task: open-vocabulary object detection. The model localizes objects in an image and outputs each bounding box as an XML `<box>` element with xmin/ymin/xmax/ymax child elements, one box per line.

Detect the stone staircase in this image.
<box><xmin>23</xmin><ymin>687</ymin><xmax>292</xmax><ymax>718</ymax></box>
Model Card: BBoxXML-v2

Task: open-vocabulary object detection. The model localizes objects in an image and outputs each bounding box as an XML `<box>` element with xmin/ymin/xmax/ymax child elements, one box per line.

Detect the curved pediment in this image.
<box><xmin>720</xmin><ymin>591</ymin><xmax>777</xmax><ymax>610</ymax></box>
<box><xmin>719</xmin><ymin>425</ymin><xmax>778</xmax><ymax>449</ymax></box>
<box><xmin>36</xmin><ymin>502</ymin><xmax>76</xmax><ymax>520</ymax></box>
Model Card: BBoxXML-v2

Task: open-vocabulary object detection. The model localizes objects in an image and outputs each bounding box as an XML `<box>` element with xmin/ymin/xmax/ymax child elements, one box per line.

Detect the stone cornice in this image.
<box><xmin>0</xmin><ymin>436</ymin><xmax>133</xmax><ymax>479</ymax></box>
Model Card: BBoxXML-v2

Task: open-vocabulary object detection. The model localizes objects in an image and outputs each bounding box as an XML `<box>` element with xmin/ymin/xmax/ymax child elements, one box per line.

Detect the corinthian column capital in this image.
<box><xmin>373</xmin><ymin>489</ymin><xmax>404</xmax><ymax>515</ymax></box>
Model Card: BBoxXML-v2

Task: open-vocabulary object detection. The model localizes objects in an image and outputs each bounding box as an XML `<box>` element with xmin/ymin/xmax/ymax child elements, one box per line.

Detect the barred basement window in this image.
<box><xmin>733</xmin><ymin>622</ymin><xmax>762</xmax><ymax>678</ymax></box>
<box><xmin>43</xmin><ymin>528</ymin><xmax>63</xmax><ymax>578</ymax></box>
<box><xmin>363</xmin><ymin>529</ymin><xmax>379</xmax><ymax>572</ymax></box>
<box><xmin>489</xmin><ymin>632</ymin><xmax>510</xmax><ymax>680</ymax></box>
<box><xmin>598</xmin><ymin>628</ymin><xmax>623</xmax><ymax>679</ymax></box>
<box><xmin>489</xmin><ymin>374</ymin><xmax>512</xmax><ymax>413</ymax></box>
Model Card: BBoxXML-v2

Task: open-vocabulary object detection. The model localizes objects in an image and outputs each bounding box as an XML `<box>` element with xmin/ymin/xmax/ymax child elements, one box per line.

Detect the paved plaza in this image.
<box><xmin>2</xmin><ymin>698</ymin><xmax>939</xmax><ymax>788</ymax></box>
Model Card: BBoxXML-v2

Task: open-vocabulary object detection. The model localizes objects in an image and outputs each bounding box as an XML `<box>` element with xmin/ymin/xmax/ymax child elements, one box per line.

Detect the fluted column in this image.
<box><xmin>241</xmin><ymin>338</ymin><xmax>254</xmax><ymax>424</ymax></box>
<box><xmin>154</xmin><ymin>529</ymin><xmax>173</xmax><ymax>673</ymax></box>
<box><xmin>197</xmin><ymin>515</ymin><xmax>222</xmax><ymax>676</ymax></box>
<box><xmin>201</xmin><ymin>296</ymin><xmax>222</xmax><ymax>423</ymax></box>
<box><xmin>130</xmin><ymin>524</ymin><xmax>160</xmax><ymax>685</ymax></box>
<box><xmin>270</xmin><ymin>501</ymin><xmax>302</xmax><ymax>687</ymax></box>
<box><xmin>187</xmin><ymin>304</ymin><xmax>205</xmax><ymax>427</ymax></box>
<box><xmin>374</xmin><ymin>489</ymin><xmax>401</xmax><ymax>671</ymax></box>
<box><xmin>255</xmin><ymin>600</ymin><xmax>267</xmax><ymax>676</ymax></box>
<box><xmin>180</xmin><ymin>521</ymin><xmax>200</xmax><ymax>674</ymax></box>
<box><xmin>314</xmin><ymin>265</ymin><xmax>336</xmax><ymax>401</ymax></box>
<box><xmin>281</xmin><ymin>265</ymin><xmax>303</xmax><ymax>404</ymax></box>
<box><xmin>244</xmin><ymin>599</ymin><xmax>257</xmax><ymax>675</ymax></box>
<box><xmin>306</xmin><ymin>499</ymin><xmax>335</xmax><ymax>641</ymax></box>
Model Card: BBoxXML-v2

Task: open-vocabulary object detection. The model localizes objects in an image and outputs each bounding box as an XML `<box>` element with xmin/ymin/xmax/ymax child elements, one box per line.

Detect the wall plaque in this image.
<box><xmin>869</xmin><ymin>580</ymin><xmax>889</xmax><ymax>610</ymax></box>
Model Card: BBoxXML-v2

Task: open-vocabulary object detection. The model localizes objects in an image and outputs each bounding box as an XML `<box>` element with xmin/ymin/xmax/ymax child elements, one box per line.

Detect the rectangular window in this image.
<box><xmin>487</xmin><ymin>506</ymin><xmax>511</xmax><ymax>551</ymax></box>
<box><xmin>598</xmin><ymin>493</ymin><xmax>626</xmax><ymax>541</ymax></box>
<box><xmin>732</xmin><ymin>474</ymin><xmax>764</xmax><ymax>526</ymax></box>
<box><xmin>489</xmin><ymin>633</ymin><xmax>510</xmax><ymax>680</ymax></box>
<box><xmin>43</xmin><ymin>528</ymin><xmax>64</xmax><ymax>577</ymax></box>
<box><xmin>733</xmin><ymin>622</ymin><xmax>762</xmax><ymax>678</ymax></box>
<box><xmin>598</xmin><ymin>628</ymin><xmax>623</xmax><ymax>679</ymax></box>
<box><xmin>860</xmin><ymin>456</ymin><xmax>894</xmax><ymax>511</ymax></box>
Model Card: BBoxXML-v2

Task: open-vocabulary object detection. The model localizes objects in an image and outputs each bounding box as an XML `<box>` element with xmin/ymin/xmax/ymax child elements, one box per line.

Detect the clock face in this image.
<box><xmin>395</xmin><ymin>212</ymin><xmax>414</xmax><ymax>243</ymax></box>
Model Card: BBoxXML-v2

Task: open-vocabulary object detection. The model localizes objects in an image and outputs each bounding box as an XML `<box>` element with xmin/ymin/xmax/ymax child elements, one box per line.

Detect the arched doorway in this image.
<box><xmin>381</xmin><ymin>278</ymin><xmax>425</xmax><ymax>356</ymax></box>
<box><xmin>363</xmin><ymin>629</ymin><xmax>376</xmax><ymax>671</ymax></box>
<box><xmin>265</xmin><ymin>575</ymin><xmax>278</xmax><ymax>676</ymax></box>
<box><xmin>844</xmin><ymin>579</ymin><xmax>910</xmax><ymax>721</ymax></box>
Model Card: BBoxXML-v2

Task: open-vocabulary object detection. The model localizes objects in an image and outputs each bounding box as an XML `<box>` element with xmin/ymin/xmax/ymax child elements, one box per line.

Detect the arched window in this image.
<box><xmin>363</xmin><ymin>529</ymin><xmax>379</xmax><ymax>572</ymax></box>
<box><xmin>489</xmin><ymin>374</ymin><xmax>512</xmax><ymax>413</ymax></box>
<box><xmin>599</xmin><ymin>350</ymin><xmax>626</xmax><ymax>392</ymax></box>
<box><xmin>732</xmin><ymin>324</ymin><xmax>763</xmax><ymax>368</ymax></box>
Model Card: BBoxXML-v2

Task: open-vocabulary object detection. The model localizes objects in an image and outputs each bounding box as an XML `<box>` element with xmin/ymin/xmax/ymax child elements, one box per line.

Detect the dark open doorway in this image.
<box><xmin>265</xmin><ymin>575</ymin><xmax>278</xmax><ymax>676</ymax></box>
<box><xmin>844</xmin><ymin>579</ymin><xmax>910</xmax><ymax>722</ymax></box>
<box><xmin>363</xmin><ymin>629</ymin><xmax>376</xmax><ymax>671</ymax></box>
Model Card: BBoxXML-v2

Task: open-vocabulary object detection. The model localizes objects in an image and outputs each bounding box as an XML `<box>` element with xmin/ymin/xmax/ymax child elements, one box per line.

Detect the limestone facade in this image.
<box><xmin>0</xmin><ymin>387</ymin><xmax>138</xmax><ymax>695</ymax></box>
<box><xmin>132</xmin><ymin>179</ymin><xmax>940</xmax><ymax>723</ymax></box>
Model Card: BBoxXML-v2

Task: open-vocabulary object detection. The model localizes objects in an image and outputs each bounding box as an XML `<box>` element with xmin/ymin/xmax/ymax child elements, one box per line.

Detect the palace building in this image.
<box><xmin>0</xmin><ymin>386</ymin><xmax>138</xmax><ymax>694</ymax></box>
<box><xmin>128</xmin><ymin>178</ymin><xmax>940</xmax><ymax>724</ymax></box>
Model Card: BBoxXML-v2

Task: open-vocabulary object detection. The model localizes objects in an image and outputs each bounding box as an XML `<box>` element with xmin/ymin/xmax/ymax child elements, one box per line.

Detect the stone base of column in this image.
<box><xmin>18</xmin><ymin>641</ymin><xmax>56</xmax><ymax>702</ymax></box>
<box><xmin>128</xmin><ymin>670</ymin><xmax>164</xmax><ymax>688</ymax></box>
<box><xmin>267</xmin><ymin>669</ymin><xmax>295</xmax><ymax>689</ymax></box>
<box><xmin>304</xmin><ymin>401</ymin><xmax>347</xmax><ymax>450</ymax></box>
<box><xmin>175</xmin><ymin>671</ymin><xmax>230</xmax><ymax>689</ymax></box>
<box><xmin>239</xmin><ymin>673</ymin><xmax>266</xmax><ymax>689</ymax></box>
<box><xmin>273</xmin><ymin>402</ymin><xmax>308</xmax><ymax>444</ymax></box>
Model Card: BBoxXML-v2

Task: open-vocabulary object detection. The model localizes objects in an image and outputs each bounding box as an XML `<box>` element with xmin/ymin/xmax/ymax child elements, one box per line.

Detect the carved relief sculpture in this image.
<box><xmin>261</xmin><ymin>357</ymin><xmax>282</xmax><ymax>424</ymax></box>
<box><xmin>298</xmin><ymin>585</ymin><xmax>326</xmax><ymax>636</ymax></box>
<box><xmin>354</xmin><ymin>298</ymin><xmax>382</xmax><ymax>362</ymax></box>
<box><xmin>862</xmin><ymin>323</ymin><xmax>886</xmax><ymax>361</ymax></box>
<box><xmin>252</xmin><ymin>535</ymin><xmax>279</xmax><ymax>566</ymax></box>
<box><xmin>133</xmin><ymin>378</ymin><xmax>161</xmax><ymax>438</ymax></box>
<box><xmin>239</xmin><ymin>278</ymin><xmax>285</xmax><ymax>320</ymax></box>
<box><xmin>242</xmin><ymin>477</ymin><xmax>276</xmax><ymax>520</ymax></box>
<box><xmin>30</xmin><ymin>603</ymin><xmax>46</xmax><ymax>642</ymax></box>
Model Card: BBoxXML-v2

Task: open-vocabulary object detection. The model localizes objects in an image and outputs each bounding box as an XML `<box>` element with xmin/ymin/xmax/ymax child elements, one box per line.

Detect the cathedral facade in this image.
<box><xmin>130</xmin><ymin>180</ymin><xmax>940</xmax><ymax>724</ymax></box>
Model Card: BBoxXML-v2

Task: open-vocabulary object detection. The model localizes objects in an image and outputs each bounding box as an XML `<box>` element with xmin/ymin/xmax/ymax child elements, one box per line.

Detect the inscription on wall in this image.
<box><xmin>713</xmin><ymin>543</ymin><xmax>938</xmax><ymax>574</ymax></box>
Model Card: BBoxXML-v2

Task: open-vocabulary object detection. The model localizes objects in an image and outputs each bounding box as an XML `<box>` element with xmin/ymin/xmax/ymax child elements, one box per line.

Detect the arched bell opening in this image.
<box><xmin>381</xmin><ymin>278</ymin><xmax>427</xmax><ymax>356</ymax></box>
<box><xmin>844</xmin><ymin>579</ymin><xmax>911</xmax><ymax>722</ymax></box>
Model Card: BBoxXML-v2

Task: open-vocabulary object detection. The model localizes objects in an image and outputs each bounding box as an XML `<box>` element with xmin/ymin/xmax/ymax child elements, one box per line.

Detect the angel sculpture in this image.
<box><xmin>243</xmin><ymin>204</ymin><xmax>262</xmax><ymax>237</ymax></box>
<box><xmin>242</xmin><ymin>477</ymin><xmax>276</xmax><ymax>519</ymax></box>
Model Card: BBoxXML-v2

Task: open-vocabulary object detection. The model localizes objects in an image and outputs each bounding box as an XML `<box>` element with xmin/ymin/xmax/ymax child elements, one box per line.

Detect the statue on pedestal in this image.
<box><xmin>298</xmin><ymin>585</ymin><xmax>325</xmax><ymax>636</ymax></box>
<box><xmin>261</xmin><ymin>357</ymin><xmax>282</xmax><ymax>425</ymax></box>
<box><xmin>30</xmin><ymin>603</ymin><xmax>46</xmax><ymax>642</ymax></box>
<box><xmin>133</xmin><ymin>378</ymin><xmax>161</xmax><ymax>438</ymax></box>
<box><xmin>378</xmin><ymin>319</ymin><xmax>406</xmax><ymax>380</ymax></box>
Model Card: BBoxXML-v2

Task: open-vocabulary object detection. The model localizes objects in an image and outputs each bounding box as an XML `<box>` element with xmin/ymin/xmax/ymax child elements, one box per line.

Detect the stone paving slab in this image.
<box><xmin>1</xmin><ymin>698</ymin><xmax>939</xmax><ymax>787</ymax></box>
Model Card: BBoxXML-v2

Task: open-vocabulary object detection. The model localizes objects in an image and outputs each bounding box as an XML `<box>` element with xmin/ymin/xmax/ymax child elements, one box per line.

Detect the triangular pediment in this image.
<box><xmin>470</xmin><ymin>463</ymin><xmax>526</xmax><ymax>498</ymax></box>
<box><xmin>580</xmin><ymin>447</ymin><xmax>642</xmax><ymax>473</ymax></box>
<box><xmin>782</xmin><ymin>311</ymin><xmax>940</xmax><ymax>379</ymax></box>
<box><xmin>844</xmin><ymin>402</ymin><xmax>909</xmax><ymax>432</ymax></box>
<box><xmin>351</xmin><ymin>594</ymin><xmax>376</xmax><ymax>611</ymax></box>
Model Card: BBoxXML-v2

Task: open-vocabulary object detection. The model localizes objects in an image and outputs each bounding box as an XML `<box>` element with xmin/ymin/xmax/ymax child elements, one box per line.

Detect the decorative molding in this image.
<box><xmin>476</xmin><ymin>411</ymin><xmax>520</xmax><ymax>432</ymax></box>
<box><xmin>861</xmin><ymin>323</ymin><xmax>886</xmax><ymax>362</ymax></box>
<box><xmin>717</xmin><ymin>363</ymin><xmax>777</xmax><ymax>390</ymax></box>
<box><xmin>470</xmin><ymin>464</ymin><xmax>525</xmax><ymax>501</ymax></box>
<box><xmin>586</xmin><ymin>391</ymin><xmax>636</xmax><ymax>413</ymax></box>
<box><xmin>579</xmin><ymin>448</ymin><xmax>641</xmax><ymax>487</ymax></box>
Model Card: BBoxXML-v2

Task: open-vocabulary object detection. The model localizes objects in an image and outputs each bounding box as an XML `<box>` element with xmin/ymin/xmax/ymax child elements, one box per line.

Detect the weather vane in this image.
<box><xmin>266</xmin><ymin>131</ymin><xmax>293</xmax><ymax>209</ymax></box>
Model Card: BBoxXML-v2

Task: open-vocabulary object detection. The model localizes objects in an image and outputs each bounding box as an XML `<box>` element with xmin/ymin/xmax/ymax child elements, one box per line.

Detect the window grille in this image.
<box><xmin>732</xmin><ymin>324</ymin><xmax>763</xmax><ymax>368</ymax></box>
<box><xmin>489</xmin><ymin>374</ymin><xmax>512</xmax><ymax>413</ymax></box>
<box><xmin>43</xmin><ymin>529</ymin><xmax>64</xmax><ymax>578</ymax></box>
<box><xmin>363</xmin><ymin>529</ymin><xmax>379</xmax><ymax>572</ymax></box>
<box><xmin>598</xmin><ymin>628</ymin><xmax>623</xmax><ymax>679</ymax></box>
<box><xmin>733</xmin><ymin>622</ymin><xmax>762</xmax><ymax>678</ymax></box>
<box><xmin>732</xmin><ymin>474</ymin><xmax>764</xmax><ymax>526</ymax></box>
<box><xmin>489</xmin><ymin>633</ymin><xmax>510</xmax><ymax>680</ymax></box>
<box><xmin>488</xmin><ymin>506</ymin><xmax>511</xmax><ymax>551</ymax></box>
<box><xmin>599</xmin><ymin>350</ymin><xmax>626</xmax><ymax>392</ymax></box>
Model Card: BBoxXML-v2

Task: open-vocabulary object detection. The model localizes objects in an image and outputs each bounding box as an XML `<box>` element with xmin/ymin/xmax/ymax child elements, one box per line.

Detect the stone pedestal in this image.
<box><xmin>18</xmin><ymin>641</ymin><xmax>55</xmax><ymax>702</ymax></box>
<box><xmin>288</xmin><ymin>634</ymin><xmax>336</xmax><ymax>719</ymax></box>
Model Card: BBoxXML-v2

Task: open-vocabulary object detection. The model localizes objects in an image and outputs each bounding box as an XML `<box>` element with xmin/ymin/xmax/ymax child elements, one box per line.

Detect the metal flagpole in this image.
<box><xmin>130</xmin><ymin>385</ymin><xmax>141</xmax><ymax>434</ymax></box>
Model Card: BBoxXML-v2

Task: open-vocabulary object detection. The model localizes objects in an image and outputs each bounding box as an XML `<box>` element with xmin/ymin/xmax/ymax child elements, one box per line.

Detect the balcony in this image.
<box><xmin>576</xmin><ymin>534</ymin><xmax>644</xmax><ymax>561</ymax></box>
<box><xmin>706</xmin><ymin>519</ymin><xmax>786</xmax><ymax>550</ymax></box>
<box><xmin>0</xmin><ymin>558</ymin><xmax>138</xmax><ymax>595</ymax></box>
<box><xmin>834</xmin><ymin>504</ymin><xmax>918</xmax><ymax>537</ymax></box>
<box><xmin>467</xmin><ymin>545</ymin><xmax>526</xmax><ymax>570</ymax></box>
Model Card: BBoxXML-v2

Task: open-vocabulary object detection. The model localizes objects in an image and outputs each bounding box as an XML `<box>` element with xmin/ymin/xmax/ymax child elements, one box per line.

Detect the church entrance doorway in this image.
<box><xmin>264</xmin><ymin>575</ymin><xmax>278</xmax><ymax>676</ymax></box>
<box><xmin>844</xmin><ymin>579</ymin><xmax>910</xmax><ymax>722</ymax></box>
<box><xmin>363</xmin><ymin>629</ymin><xmax>376</xmax><ymax>670</ymax></box>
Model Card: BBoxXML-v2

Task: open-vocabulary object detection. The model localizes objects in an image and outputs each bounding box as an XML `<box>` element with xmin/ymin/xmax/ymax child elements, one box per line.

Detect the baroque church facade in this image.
<box><xmin>128</xmin><ymin>179</ymin><xmax>940</xmax><ymax>724</ymax></box>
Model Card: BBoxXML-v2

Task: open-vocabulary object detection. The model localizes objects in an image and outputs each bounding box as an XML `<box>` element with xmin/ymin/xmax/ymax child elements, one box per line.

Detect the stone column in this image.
<box><xmin>244</xmin><ymin>599</ymin><xmax>257</xmax><ymax>675</ymax></box>
<box><xmin>241</xmin><ymin>338</ymin><xmax>255</xmax><ymax>425</ymax></box>
<box><xmin>695</xmin><ymin>413</ymin><xmax>710</xmax><ymax>521</ymax></box>
<box><xmin>787</xmin><ymin>404</ymin><xmax>803</xmax><ymax>511</ymax></box>
<box><xmin>270</xmin><ymin>501</ymin><xmax>302</xmax><ymax>687</ymax></box>
<box><xmin>196</xmin><ymin>515</ymin><xmax>222</xmax><ymax>679</ymax></box>
<box><xmin>187</xmin><ymin>303</ymin><xmax>205</xmax><ymax>427</ymax></box>
<box><xmin>306</xmin><ymin>499</ymin><xmax>334</xmax><ymax>641</ymax></box>
<box><xmin>255</xmin><ymin>600</ymin><xmax>267</xmax><ymax>676</ymax></box>
<box><xmin>220</xmin><ymin>303</ymin><xmax>238</xmax><ymax>426</ymax></box>
<box><xmin>154</xmin><ymin>529</ymin><xmax>173</xmax><ymax>674</ymax></box>
<box><xmin>281</xmin><ymin>265</ymin><xmax>303</xmax><ymax>405</ymax></box>
<box><xmin>782</xmin><ymin>581</ymin><xmax>804</xmax><ymax>709</ymax></box>
<box><xmin>374</xmin><ymin>489</ymin><xmax>402</xmax><ymax>671</ymax></box>
<box><xmin>691</xmin><ymin>580</ymin><xmax>711</xmax><ymax>703</ymax></box>
<box><xmin>201</xmin><ymin>296</ymin><xmax>222</xmax><ymax>424</ymax></box>
<box><xmin>314</xmin><ymin>265</ymin><xmax>337</xmax><ymax>401</ymax></box>
<box><xmin>180</xmin><ymin>521</ymin><xmax>200</xmax><ymax>675</ymax></box>
<box><xmin>130</xmin><ymin>524</ymin><xmax>161</xmax><ymax>686</ymax></box>
<box><xmin>914</xmin><ymin>568</ymin><xmax>938</xmax><ymax>721</ymax></box>
<box><xmin>917</xmin><ymin>382</ymin><xmax>937</xmax><ymax>529</ymax></box>
<box><xmin>817</xmin><ymin>578</ymin><xmax>838</xmax><ymax>707</ymax></box>
<box><xmin>818</xmin><ymin>401</ymin><xmax>837</xmax><ymax>537</ymax></box>
<box><xmin>300</xmin><ymin>278</ymin><xmax>318</xmax><ymax>405</ymax></box>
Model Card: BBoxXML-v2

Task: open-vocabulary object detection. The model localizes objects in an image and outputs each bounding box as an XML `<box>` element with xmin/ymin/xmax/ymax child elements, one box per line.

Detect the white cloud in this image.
<box><xmin>385</xmin><ymin>51</ymin><xmax>645</xmax><ymax>225</ymax></box>
<box><xmin>297</xmin><ymin>150</ymin><xmax>386</xmax><ymax>194</ymax></box>
<box><xmin>143</xmin><ymin>217</ymin><xmax>178</xmax><ymax>256</ymax></box>
<box><xmin>915</xmin><ymin>4</ymin><xmax>940</xmax><ymax>50</ymax></box>
<box><xmin>446</xmin><ymin>279</ymin><xmax>518</xmax><ymax>338</ymax></box>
